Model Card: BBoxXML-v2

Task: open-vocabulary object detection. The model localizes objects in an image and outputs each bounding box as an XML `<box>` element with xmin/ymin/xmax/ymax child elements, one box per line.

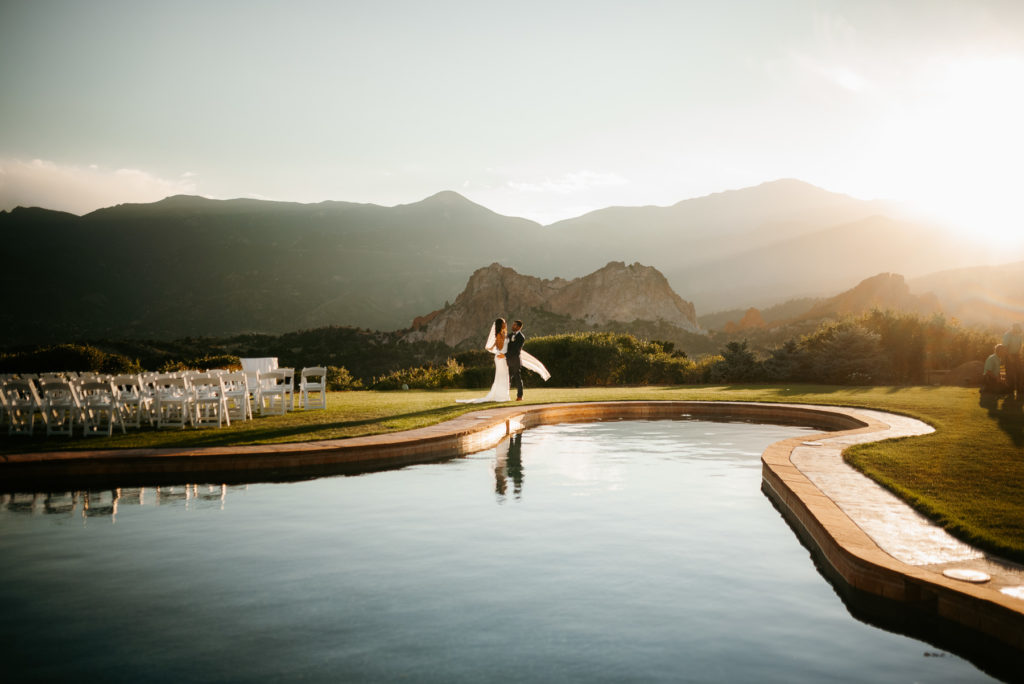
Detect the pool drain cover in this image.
<box><xmin>1000</xmin><ymin>586</ymin><xmax>1024</xmax><ymax>600</ymax></box>
<box><xmin>942</xmin><ymin>568</ymin><xmax>990</xmax><ymax>583</ymax></box>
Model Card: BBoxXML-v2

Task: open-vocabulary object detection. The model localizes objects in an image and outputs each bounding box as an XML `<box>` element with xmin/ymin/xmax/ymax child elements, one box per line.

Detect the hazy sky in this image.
<box><xmin>1</xmin><ymin>0</ymin><xmax>1023</xmax><ymax>240</ymax></box>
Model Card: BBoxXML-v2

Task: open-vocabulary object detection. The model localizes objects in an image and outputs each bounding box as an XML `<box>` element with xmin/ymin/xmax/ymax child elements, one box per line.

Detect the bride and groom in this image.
<box><xmin>456</xmin><ymin>317</ymin><xmax>550</xmax><ymax>404</ymax></box>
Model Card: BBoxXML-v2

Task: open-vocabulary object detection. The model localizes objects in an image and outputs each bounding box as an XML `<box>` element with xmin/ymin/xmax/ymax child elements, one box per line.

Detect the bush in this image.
<box><xmin>0</xmin><ymin>344</ymin><xmax>141</xmax><ymax>375</ymax></box>
<box><xmin>809</xmin><ymin>325</ymin><xmax>889</xmax><ymax>384</ymax></box>
<box><xmin>706</xmin><ymin>340</ymin><xmax>762</xmax><ymax>383</ymax></box>
<box><xmin>327</xmin><ymin>365</ymin><xmax>363</xmax><ymax>391</ymax></box>
<box><xmin>762</xmin><ymin>340</ymin><xmax>802</xmax><ymax>381</ymax></box>
<box><xmin>372</xmin><ymin>358</ymin><xmax>464</xmax><ymax>390</ymax></box>
<box><xmin>524</xmin><ymin>333</ymin><xmax>621</xmax><ymax>386</ymax></box>
<box><xmin>158</xmin><ymin>354</ymin><xmax>241</xmax><ymax>372</ymax></box>
<box><xmin>861</xmin><ymin>310</ymin><xmax>923</xmax><ymax>383</ymax></box>
<box><xmin>523</xmin><ymin>332</ymin><xmax>696</xmax><ymax>386</ymax></box>
<box><xmin>371</xmin><ymin>333</ymin><xmax>699</xmax><ymax>389</ymax></box>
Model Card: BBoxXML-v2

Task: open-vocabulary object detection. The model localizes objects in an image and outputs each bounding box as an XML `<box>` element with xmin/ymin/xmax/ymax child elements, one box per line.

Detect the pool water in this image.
<box><xmin>0</xmin><ymin>419</ymin><xmax>998</xmax><ymax>682</ymax></box>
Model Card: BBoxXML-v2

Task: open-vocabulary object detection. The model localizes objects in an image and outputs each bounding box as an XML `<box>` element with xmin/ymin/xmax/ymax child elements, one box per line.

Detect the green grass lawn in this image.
<box><xmin>3</xmin><ymin>385</ymin><xmax>1022</xmax><ymax>561</ymax></box>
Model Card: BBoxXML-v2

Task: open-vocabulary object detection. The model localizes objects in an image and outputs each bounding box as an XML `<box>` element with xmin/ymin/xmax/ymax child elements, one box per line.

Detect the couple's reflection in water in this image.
<box><xmin>494</xmin><ymin>432</ymin><xmax>524</xmax><ymax>502</ymax></box>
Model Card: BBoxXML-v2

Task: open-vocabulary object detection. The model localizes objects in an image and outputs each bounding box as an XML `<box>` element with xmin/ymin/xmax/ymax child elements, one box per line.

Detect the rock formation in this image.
<box><xmin>407</xmin><ymin>261</ymin><xmax>701</xmax><ymax>348</ymax></box>
<box><xmin>799</xmin><ymin>273</ymin><xmax>940</xmax><ymax>321</ymax></box>
<box><xmin>723</xmin><ymin>308</ymin><xmax>767</xmax><ymax>333</ymax></box>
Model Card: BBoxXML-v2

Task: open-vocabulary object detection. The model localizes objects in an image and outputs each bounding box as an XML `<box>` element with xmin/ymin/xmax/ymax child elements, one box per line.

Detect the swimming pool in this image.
<box><xmin>0</xmin><ymin>418</ymin><xmax>999</xmax><ymax>682</ymax></box>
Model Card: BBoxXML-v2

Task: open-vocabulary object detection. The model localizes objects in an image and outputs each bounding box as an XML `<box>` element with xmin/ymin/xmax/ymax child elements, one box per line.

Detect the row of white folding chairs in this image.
<box><xmin>1</xmin><ymin>366</ymin><xmax>328</xmax><ymax>436</ymax></box>
<box><xmin>0</xmin><ymin>376</ymin><xmax>127</xmax><ymax>437</ymax></box>
<box><xmin>154</xmin><ymin>368</ymin><xmax>320</xmax><ymax>414</ymax></box>
<box><xmin>132</xmin><ymin>371</ymin><xmax>285</xmax><ymax>429</ymax></box>
<box><xmin>0</xmin><ymin>373</ymin><xmax>235</xmax><ymax>435</ymax></box>
<box><xmin>141</xmin><ymin>367</ymin><xmax>327</xmax><ymax>422</ymax></box>
<box><xmin>35</xmin><ymin>371</ymin><xmax>251</xmax><ymax>429</ymax></box>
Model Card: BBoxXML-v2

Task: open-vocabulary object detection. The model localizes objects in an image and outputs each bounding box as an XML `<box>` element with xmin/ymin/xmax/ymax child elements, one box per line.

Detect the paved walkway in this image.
<box><xmin>786</xmin><ymin>405</ymin><xmax>1024</xmax><ymax>601</ymax></box>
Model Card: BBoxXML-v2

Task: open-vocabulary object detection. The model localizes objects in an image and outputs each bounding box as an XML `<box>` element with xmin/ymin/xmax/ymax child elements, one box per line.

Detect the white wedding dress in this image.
<box><xmin>456</xmin><ymin>337</ymin><xmax>511</xmax><ymax>404</ymax></box>
<box><xmin>456</xmin><ymin>326</ymin><xmax>550</xmax><ymax>404</ymax></box>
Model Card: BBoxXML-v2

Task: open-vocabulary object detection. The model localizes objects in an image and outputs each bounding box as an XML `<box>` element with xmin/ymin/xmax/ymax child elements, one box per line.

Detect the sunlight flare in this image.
<box><xmin>880</xmin><ymin>57</ymin><xmax>1024</xmax><ymax>249</ymax></box>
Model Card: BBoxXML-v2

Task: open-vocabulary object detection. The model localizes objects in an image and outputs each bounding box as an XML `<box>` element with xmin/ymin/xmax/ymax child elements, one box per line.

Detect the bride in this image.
<box><xmin>457</xmin><ymin>317</ymin><xmax>549</xmax><ymax>404</ymax></box>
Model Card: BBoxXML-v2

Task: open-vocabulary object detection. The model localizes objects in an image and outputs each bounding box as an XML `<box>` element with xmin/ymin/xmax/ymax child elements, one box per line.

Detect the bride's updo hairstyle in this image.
<box><xmin>494</xmin><ymin>317</ymin><xmax>506</xmax><ymax>348</ymax></box>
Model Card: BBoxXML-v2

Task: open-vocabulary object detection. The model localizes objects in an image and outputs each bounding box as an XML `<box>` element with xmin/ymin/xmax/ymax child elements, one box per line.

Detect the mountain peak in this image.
<box><xmin>138</xmin><ymin>194</ymin><xmax>216</xmax><ymax>209</ymax></box>
<box><xmin>424</xmin><ymin>189</ymin><xmax>470</xmax><ymax>202</ymax></box>
<box><xmin>672</xmin><ymin>178</ymin><xmax>858</xmax><ymax>209</ymax></box>
<box><xmin>414</xmin><ymin>190</ymin><xmax>480</xmax><ymax>208</ymax></box>
<box><xmin>395</xmin><ymin>190</ymin><xmax>541</xmax><ymax>226</ymax></box>
<box><xmin>800</xmin><ymin>272</ymin><xmax>940</xmax><ymax>320</ymax></box>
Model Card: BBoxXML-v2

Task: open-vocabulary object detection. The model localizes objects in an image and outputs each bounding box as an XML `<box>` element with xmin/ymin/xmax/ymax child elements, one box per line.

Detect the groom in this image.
<box><xmin>506</xmin><ymin>319</ymin><xmax>526</xmax><ymax>401</ymax></box>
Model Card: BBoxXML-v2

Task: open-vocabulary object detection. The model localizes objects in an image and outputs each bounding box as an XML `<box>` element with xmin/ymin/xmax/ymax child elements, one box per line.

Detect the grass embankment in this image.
<box><xmin>2</xmin><ymin>385</ymin><xmax>1021</xmax><ymax>561</ymax></box>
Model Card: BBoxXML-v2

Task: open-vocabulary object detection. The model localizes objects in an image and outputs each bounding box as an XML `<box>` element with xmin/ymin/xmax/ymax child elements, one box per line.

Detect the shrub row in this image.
<box><xmin>706</xmin><ymin>313</ymin><xmax>995</xmax><ymax>385</ymax></box>
<box><xmin>2</xmin><ymin>311</ymin><xmax>994</xmax><ymax>390</ymax></box>
<box><xmin>368</xmin><ymin>312</ymin><xmax>996</xmax><ymax>390</ymax></box>
<box><xmin>0</xmin><ymin>344</ymin><xmax>142</xmax><ymax>375</ymax></box>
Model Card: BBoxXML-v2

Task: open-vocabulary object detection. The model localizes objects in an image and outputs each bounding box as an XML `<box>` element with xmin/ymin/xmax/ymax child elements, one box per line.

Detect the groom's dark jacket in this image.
<box><xmin>506</xmin><ymin>331</ymin><xmax>525</xmax><ymax>365</ymax></box>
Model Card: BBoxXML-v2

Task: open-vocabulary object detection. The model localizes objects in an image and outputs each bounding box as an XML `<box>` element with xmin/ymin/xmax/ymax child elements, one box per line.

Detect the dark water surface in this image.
<box><xmin>0</xmin><ymin>419</ymin><xmax>998</xmax><ymax>682</ymax></box>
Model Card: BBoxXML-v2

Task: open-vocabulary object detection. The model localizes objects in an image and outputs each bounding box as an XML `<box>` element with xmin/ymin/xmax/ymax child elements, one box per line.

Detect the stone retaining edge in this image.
<box><xmin>758</xmin><ymin>412</ymin><xmax>1024</xmax><ymax>653</ymax></box>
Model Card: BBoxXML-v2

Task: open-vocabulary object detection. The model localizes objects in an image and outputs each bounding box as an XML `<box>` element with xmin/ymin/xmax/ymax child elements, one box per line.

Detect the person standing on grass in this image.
<box><xmin>506</xmin><ymin>320</ymin><xmax>526</xmax><ymax>401</ymax></box>
<box><xmin>456</xmin><ymin>318</ymin><xmax>510</xmax><ymax>404</ymax></box>
<box><xmin>506</xmin><ymin>319</ymin><xmax>549</xmax><ymax>401</ymax></box>
<box><xmin>982</xmin><ymin>344</ymin><xmax>1008</xmax><ymax>395</ymax></box>
<box><xmin>1002</xmin><ymin>323</ymin><xmax>1022</xmax><ymax>397</ymax></box>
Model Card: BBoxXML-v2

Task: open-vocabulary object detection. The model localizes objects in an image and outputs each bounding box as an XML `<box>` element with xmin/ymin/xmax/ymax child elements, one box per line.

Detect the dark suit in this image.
<box><xmin>506</xmin><ymin>329</ymin><xmax>525</xmax><ymax>399</ymax></box>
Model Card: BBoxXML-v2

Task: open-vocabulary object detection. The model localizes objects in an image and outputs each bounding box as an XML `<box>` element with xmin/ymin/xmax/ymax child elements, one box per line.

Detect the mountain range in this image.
<box><xmin>0</xmin><ymin>179</ymin><xmax>1012</xmax><ymax>345</ymax></box>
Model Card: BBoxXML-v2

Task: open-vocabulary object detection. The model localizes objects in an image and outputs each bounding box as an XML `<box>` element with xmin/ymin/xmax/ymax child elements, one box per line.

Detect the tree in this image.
<box><xmin>709</xmin><ymin>340</ymin><xmax>762</xmax><ymax>383</ymax></box>
<box><xmin>810</xmin><ymin>326</ymin><xmax>888</xmax><ymax>384</ymax></box>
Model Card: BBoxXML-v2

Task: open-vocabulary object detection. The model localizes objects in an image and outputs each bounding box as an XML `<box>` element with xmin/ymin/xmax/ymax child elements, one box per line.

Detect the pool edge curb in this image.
<box><xmin>757</xmin><ymin>405</ymin><xmax>1024</xmax><ymax>654</ymax></box>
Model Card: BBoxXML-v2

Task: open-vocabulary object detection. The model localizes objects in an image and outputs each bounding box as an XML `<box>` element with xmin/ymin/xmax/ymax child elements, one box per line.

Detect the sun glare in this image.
<box><xmin>882</xmin><ymin>57</ymin><xmax>1024</xmax><ymax>251</ymax></box>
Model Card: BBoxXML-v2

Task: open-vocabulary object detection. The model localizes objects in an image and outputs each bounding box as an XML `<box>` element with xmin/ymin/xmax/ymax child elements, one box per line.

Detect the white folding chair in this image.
<box><xmin>153</xmin><ymin>376</ymin><xmax>191</xmax><ymax>430</ymax></box>
<box><xmin>279</xmin><ymin>367</ymin><xmax>295</xmax><ymax>410</ymax></box>
<box><xmin>38</xmin><ymin>380</ymin><xmax>82</xmax><ymax>436</ymax></box>
<box><xmin>221</xmin><ymin>371</ymin><xmax>252</xmax><ymax>422</ymax></box>
<box><xmin>111</xmin><ymin>374</ymin><xmax>149</xmax><ymax>429</ymax></box>
<box><xmin>138</xmin><ymin>373</ymin><xmax>162</xmax><ymax>425</ymax></box>
<box><xmin>258</xmin><ymin>370</ymin><xmax>289</xmax><ymax>416</ymax></box>
<box><xmin>191</xmin><ymin>376</ymin><xmax>231</xmax><ymax>428</ymax></box>
<box><xmin>79</xmin><ymin>380</ymin><xmax>126</xmax><ymax>437</ymax></box>
<box><xmin>299</xmin><ymin>366</ymin><xmax>327</xmax><ymax>410</ymax></box>
<box><xmin>1</xmin><ymin>379</ymin><xmax>42</xmax><ymax>436</ymax></box>
<box><xmin>244</xmin><ymin>370</ymin><xmax>261</xmax><ymax>418</ymax></box>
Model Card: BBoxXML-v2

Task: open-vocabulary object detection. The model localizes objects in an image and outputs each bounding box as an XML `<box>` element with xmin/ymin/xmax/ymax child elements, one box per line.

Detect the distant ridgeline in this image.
<box><xmin>704</xmin><ymin>273</ymin><xmax>941</xmax><ymax>333</ymax></box>
<box><xmin>3</xmin><ymin>179</ymin><xmax>1012</xmax><ymax>346</ymax></box>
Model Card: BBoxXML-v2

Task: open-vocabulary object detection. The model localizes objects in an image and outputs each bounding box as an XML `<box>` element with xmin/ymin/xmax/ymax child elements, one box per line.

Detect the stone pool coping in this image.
<box><xmin>2</xmin><ymin>399</ymin><xmax>1022</xmax><ymax>651</ymax></box>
